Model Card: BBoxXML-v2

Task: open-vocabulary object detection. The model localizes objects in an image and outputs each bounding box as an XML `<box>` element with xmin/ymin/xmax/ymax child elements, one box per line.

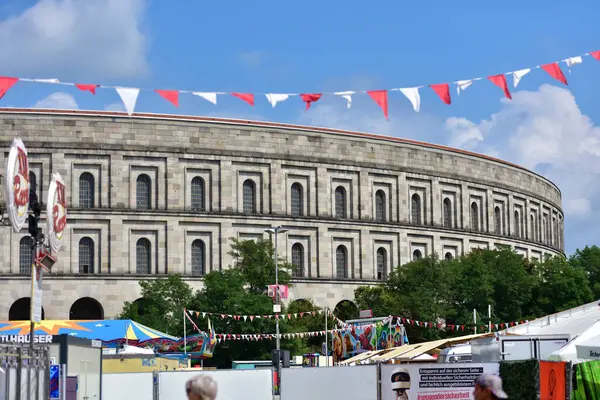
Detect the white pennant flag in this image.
<box><xmin>243</xmin><ymin>316</ymin><xmax>247</xmax><ymax>321</ymax></box>
<box><xmin>564</xmin><ymin>56</ymin><xmax>583</xmax><ymax>72</ymax></box>
<box><xmin>456</xmin><ymin>80</ymin><xmax>473</xmax><ymax>95</ymax></box>
<box><xmin>202</xmin><ymin>312</ymin><xmax>206</xmax><ymax>318</ymax></box>
<box><xmin>265</xmin><ymin>93</ymin><xmax>290</xmax><ymax>107</ymax></box>
<box><xmin>116</xmin><ymin>87</ymin><xmax>140</xmax><ymax>116</ymax></box>
<box><xmin>512</xmin><ymin>68</ymin><xmax>531</xmax><ymax>88</ymax></box>
<box><xmin>334</xmin><ymin>91</ymin><xmax>355</xmax><ymax>109</ymax></box>
<box><xmin>399</xmin><ymin>87</ymin><xmax>421</xmax><ymax>112</ymax></box>
<box><xmin>193</xmin><ymin>92</ymin><xmax>218</xmax><ymax>105</ymax></box>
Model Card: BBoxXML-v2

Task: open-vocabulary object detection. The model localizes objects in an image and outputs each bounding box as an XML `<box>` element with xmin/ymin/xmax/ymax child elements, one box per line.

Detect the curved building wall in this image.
<box><xmin>0</xmin><ymin>109</ymin><xmax>564</xmax><ymax>319</ymax></box>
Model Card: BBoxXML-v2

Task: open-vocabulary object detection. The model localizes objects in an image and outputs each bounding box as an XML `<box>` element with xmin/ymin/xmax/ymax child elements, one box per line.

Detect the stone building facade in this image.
<box><xmin>0</xmin><ymin>109</ymin><xmax>564</xmax><ymax>320</ymax></box>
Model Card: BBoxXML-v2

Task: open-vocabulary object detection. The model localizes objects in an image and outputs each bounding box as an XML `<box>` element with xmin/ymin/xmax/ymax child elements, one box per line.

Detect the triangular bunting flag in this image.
<box><xmin>456</xmin><ymin>80</ymin><xmax>472</xmax><ymax>95</ymax></box>
<box><xmin>488</xmin><ymin>74</ymin><xmax>512</xmax><ymax>99</ymax></box>
<box><xmin>430</xmin><ymin>83</ymin><xmax>451</xmax><ymax>105</ymax></box>
<box><xmin>243</xmin><ymin>316</ymin><xmax>247</xmax><ymax>321</ymax></box>
<box><xmin>193</xmin><ymin>92</ymin><xmax>217</xmax><ymax>105</ymax></box>
<box><xmin>367</xmin><ymin>90</ymin><xmax>388</xmax><ymax>119</ymax></box>
<box><xmin>115</xmin><ymin>87</ymin><xmax>140</xmax><ymax>116</ymax></box>
<box><xmin>512</xmin><ymin>68</ymin><xmax>531</xmax><ymax>88</ymax></box>
<box><xmin>590</xmin><ymin>51</ymin><xmax>600</xmax><ymax>61</ymax></box>
<box><xmin>399</xmin><ymin>87</ymin><xmax>421</xmax><ymax>112</ymax></box>
<box><xmin>202</xmin><ymin>312</ymin><xmax>206</xmax><ymax>318</ymax></box>
<box><xmin>334</xmin><ymin>91</ymin><xmax>355</xmax><ymax>108</ymax></box>
<box><xmin>249</xmin><ymin>315</ymin><xmax>255</xmax><ymax>321</ymax></box>
<box><xmin>75</xmin><ymin>84</ymin><xmax>98</xmax><ymax>94</ymax></box>
<box><xmin>541</xmin><ymin>63</ymin><xmax>568</xmax><ymax>85</ymax></box>
<box><xmin>300</xmin><ymin>93</ymin><xmax>322</xmax><ymax>110</ymax></box>
<box><xmin>231</xmin><ymin>93</ymin><xmax>254</xmax><ymax>106</ymax></box>
<box><xmin>265</xmin><ymin>93</ymin><xmax>290</xmax><ymax>108</ymax></box>
<box><xmin>156</xmin><ymin>89</ymin><xmax>180</xmax><ymax>107</ymax></box>
<box><xmin>299</xmin><ymin>312</ymin><xmax>305</xmax><ymax>318</ymax></box>
<box><xmin>195</xmin><ymin>311</ymin><xmax>200</xmax><ymax>317</ymax></box>
<box><xmin>565</xmin><ymin>56</ymin><xmax>583</xmax><ymax>72</ymax></box>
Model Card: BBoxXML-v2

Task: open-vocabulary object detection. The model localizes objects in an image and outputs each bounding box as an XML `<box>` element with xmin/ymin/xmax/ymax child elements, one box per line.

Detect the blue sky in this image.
<box><xmin>0</xmin><ymin>0</ymin><xmax>599</xmax><ymax>255</ymax></box>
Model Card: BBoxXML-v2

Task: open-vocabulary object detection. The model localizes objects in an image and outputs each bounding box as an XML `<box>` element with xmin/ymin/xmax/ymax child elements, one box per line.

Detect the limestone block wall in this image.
<box><xmin>0</xmin><ymin>109</ymin><xmax>564</xmax><ymax>320</ymax></box>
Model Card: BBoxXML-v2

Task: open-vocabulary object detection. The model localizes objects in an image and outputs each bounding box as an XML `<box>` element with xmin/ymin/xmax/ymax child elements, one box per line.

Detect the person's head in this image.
<box><xmin>473</xmin><ymin>374</ymin><xmax>508</xmax><ymax>400</ymax></box>
<box><xmin>185</xmin><ymin>374</ymin><xmax>218</xmax><ymax>400</ymax></box>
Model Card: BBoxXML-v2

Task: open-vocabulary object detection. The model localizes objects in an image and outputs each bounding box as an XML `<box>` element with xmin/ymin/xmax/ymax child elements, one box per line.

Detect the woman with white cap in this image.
<box><xmin>185</xmin><ymin>374</ymin><xmax>218</xmax><ymax>400</ymax></box>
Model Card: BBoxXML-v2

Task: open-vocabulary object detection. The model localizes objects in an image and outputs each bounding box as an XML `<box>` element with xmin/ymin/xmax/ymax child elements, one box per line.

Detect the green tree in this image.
<box><xmin>118</xmin><ymin>274</ymin><xmax>195</xmax><ymax>337</ymax></box>
<box><xmin>529</xmin><ymin>255</ymin><xmax>593</xmax><ymax>316</ymax></box>
<box><xmin>569</xmin><ymin>245</ymin><xmax>600</xmax><ymax>299</ymax></box>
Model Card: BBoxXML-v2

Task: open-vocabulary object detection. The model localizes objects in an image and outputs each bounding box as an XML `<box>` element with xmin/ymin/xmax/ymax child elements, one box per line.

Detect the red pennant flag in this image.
<box><xmin>590</xmin><ymin>51</ymin><xmax>600</xmax><ymax>61</ymax></box>
<box><xmin>231</xmin><ymin>93</ymin><xmax>254</xmax><ymax>106</ymax></box>
<box><xmin>249</xmin><ymin>315</ymin><xmax>255</xmax><ymax>321</ymax></box>
<box><xmin>488</xmin><ymin>74</ymin><xmax>512</xmax><ymax>100</ymax></box>
<box><xmin>220</xmin><ymin>314</ymin><xmax>226</xmax><ymax>319</ymax></box>
<box><xmin>299</xmin><ymin>312</ymin><xmax>304</xmax><ymax>318</ymax></box>
<box><xmin>155</xmin><ymin>89</ymin><xmax>179</xmax><ymax>107</ymax></box>
<box><xmin>500</xmin><ymin>323</ymin><xmax>505</xmax><ymax>328</ymax></box>
<box><xmin>461</xmin><ymin>325</ymin><xmax>465</xmax><ymax>331</ymax></box>
<box><xmin>0</xmin><ymin>77</ymin><xmax>18</xmax><ymax>100</ymax></box>
<box><xmin>75</xmin><ymin>84</ymin><xmax>98</xmax><ymax>95</ymax></box>
<box><xmin>541</xmin><ymin>63</ymin><xmax>568</xmax><ymax>85</ymax></box>
<box><xmin>287</xmin><ymin>314</ymin><xmax>292</xmax><ymax>319</ymax></box>
<box><xmin>300</xmin><ymin>93</ymin><xmax>322</xmax><ymax>110</ymax></box>
<box><xmin>367</xmin><ymin>90</ymin><xmax>389</xmax><ymax>119</ymax></box>
<box><xmin>430</xmin><ymin>83</ymin><xmax>451</xmax><ymax>105</ymax></box>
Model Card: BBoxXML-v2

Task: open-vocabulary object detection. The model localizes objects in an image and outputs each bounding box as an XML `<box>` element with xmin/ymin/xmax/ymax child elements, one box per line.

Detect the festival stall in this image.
<box><xmin>0</xmin><ymin>319</ymin><xmax>215</xmax><ymax>358</ymax></box>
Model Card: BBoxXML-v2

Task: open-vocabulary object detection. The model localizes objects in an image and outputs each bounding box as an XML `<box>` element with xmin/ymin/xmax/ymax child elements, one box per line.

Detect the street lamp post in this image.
<box><xmin>265</xmin><ymin>225</ymin><xmax>288</xmax><ymax>395</ymax></box>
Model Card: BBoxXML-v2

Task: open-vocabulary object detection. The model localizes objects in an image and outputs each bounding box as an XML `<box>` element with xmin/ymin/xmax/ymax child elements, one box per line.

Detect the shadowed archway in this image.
<box><xmin>8</xmin><ymin>297</ymin><xmax>45</xmax><ymax>321</ymax></box>
<box><xmin>333</xmin><ymin>300</ymin><xmax>359</xmax><ymax>322</ymax></box>
<box><xmin>69</xmin><ymin>297</ymin><xmax>104</xmax><ymax>320</ymax></box>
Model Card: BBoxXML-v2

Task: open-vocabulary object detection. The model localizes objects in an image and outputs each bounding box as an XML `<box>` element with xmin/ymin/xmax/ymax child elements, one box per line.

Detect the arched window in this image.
<box><xmin>336</xmin><ymin>245</ymin><xmax>348</xmax><ymax>279</ymax></box>
<box><xmin>136</xmin><ymin>238</ymin><xmax>151</xmax><ymax>274</ymax></box>
<box><xmin>79</xmin><ymin>173</ymin><xmax>95</xmax><ymax>209</ymax></box>
<box><xmin>29</xmin><ymin>171</ymin><xmax>37</xmax><ymax>198</ymax></box>
<box><xmin>291</xmin><ymin>183</ymin><xmax>303</xmax><ymax>217</ymax></box>
<box><xmin>375</xmin><ymin>190</ymin><xmax>385</xmax><ymax>222</ymax></box>
<box><xmin>411</xmin><ymin>194</ymin><xmax>421</xmax><ymax>224</ymax></box>
<box><xmin>191</xmin><ymin>177</ymin><xmax>205</xmax><ymax>211</ymax></box>
<box><xmin>191</xmin><ymin>239</ymin><xmax>205</xmax><ymax>276</ymax></box>
<box><xmin>19</xmin><ymin>237</ymin><xmax>33</xmax><ymax>275</ymax></box>
<box><xmin>412</xmin><ymin>249</ymin><xmax>422</xmax><ymax>261</ymax></box>
<box><xmin>136</xmin><ymin>174</ymin><xmax>152</xmax><ymax>210</ymax></box>
<box><xmin>514</xmin><ymin>211</ymin><xmax>520</xmax><ymax>238</ymax></box>
<box><xmin>443</xmin><ymin>198</ymin><xmax>452</xmax><ymax>228</ymax></box>
<box><xmin>242</xmin><ymin>179</ymin><xmax>256</xmax><ymax>214</ymax></box>
<box><xmin>445</xmin><ymin>252</ymin><xmax>453</xmax><ymax>261</ymax></box>
<box><xmin>376</xmin><ymin>247</ymin><xmax>387</xmax><ymax>280</ymax></box>
<box><xmin>78</xmin><ymin>237</ymin><xmax>94</xmax><ymax>274</ymax></box>
<box><xmin>291</xmin><ymin>243</ymin><xmax>304</xmax><ymax>277</ymax></box>
<box><xmin>335</xmin><ymin>186</ymin><xmax>347</xmax><ymax>218</ymax></box>
<box><xmin>471</xmin><ymin>202</ymin><xmax>479</xmax><ymax>231</ymax></box>
<box><xmin>494</xmin><ymin>207</ymin><xmax>502</xmax><ymax>235</ymax></box>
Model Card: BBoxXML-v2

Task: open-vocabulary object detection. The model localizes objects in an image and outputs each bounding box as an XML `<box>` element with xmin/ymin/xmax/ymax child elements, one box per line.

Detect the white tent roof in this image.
<box><xmin>547</xmin><ymin>320</ymin><xmax>600</xmax><ymax>363</ymax></box>
<box><xmin>502</xmin><ymin>299</ymin><xmax>600</xmax><ymax>337</ymax></box>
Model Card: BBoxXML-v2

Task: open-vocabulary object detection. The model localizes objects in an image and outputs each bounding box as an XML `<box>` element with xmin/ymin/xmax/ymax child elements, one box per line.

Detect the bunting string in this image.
<box><xmin>1</xmin><ymin>49</ymin><xmax>597</xmax><ymax>119</ymax></box>
<box><xmin>185</xmin><ymin>308</ymin><xmax>529</xmax><ymax>333</ymax></box>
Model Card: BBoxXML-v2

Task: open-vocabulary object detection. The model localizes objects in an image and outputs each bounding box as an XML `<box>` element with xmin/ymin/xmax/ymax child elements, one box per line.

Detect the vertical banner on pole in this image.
<box><xmin>4</xmin><ymin>138</ymin><xmax>30</xmax><ymax>232</ymax></box>
<box><xmin>30</xmin><ymin>261</ymin><xmax>43</xmax><ymax>323</ymax></box>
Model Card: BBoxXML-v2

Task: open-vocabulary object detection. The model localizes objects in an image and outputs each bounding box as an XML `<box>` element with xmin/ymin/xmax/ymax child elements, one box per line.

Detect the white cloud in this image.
<box><xmin>237</xmin><ymin>51</ymin><xmax>264</xmax><ymax>68</ymax></box>
<box><xmin>444</xmin><ymin>84</ymin><xmax>600</xmax><ymax>252</ymax></box>
<box><xmin>33</xmin><ymin>92</ymin><xmax>78</xmax><ymax>109</ymax></box>
<box><xmin>0</xmin><ymin>0</ymin><xmax>148</xmax><ymax>78</ymax></box>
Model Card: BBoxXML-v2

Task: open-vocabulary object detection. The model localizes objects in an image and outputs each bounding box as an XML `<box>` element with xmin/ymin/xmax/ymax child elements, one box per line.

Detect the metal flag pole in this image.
<box><xmin>183</xmin><ymin>309</ymin><xmax>187</xmax><ymax>356</ymax></box>
<box><xmin>324</xmin><ymin>307</ymin><xmax>329</xmax><ymax>367</ymax></box>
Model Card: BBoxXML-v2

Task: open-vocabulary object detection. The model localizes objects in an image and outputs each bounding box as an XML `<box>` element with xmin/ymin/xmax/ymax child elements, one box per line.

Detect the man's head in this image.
<box><xmin>391</xmin><ymin>367</ymin><xmax>411</xmax><ymax>399</ymax></box>
<box><xmin>185</xmin><ymin>374</ymin><xmax>218</xmax><ymax>400</ymax></box>
<box><xmin>473</xmin><ymin>374</ymin><xmax>508</xmax><ymax>400</ymax></box>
